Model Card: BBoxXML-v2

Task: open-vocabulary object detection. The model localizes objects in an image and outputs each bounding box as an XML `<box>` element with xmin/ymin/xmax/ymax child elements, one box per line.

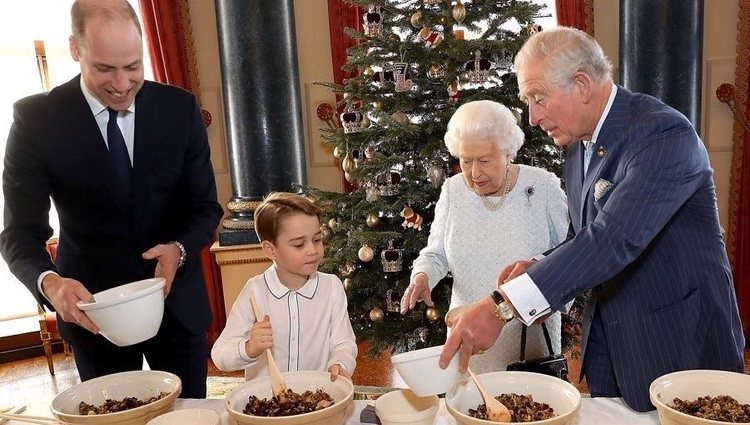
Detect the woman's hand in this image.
<box><xmin>245</xmin><ymin>315</ymin><xmax>273</xmax><ymax>359</ymax></box>
<box><xmin>400</xmin><ymin>273</ymin><xmax>434</xmax><ymax>314</ymax></box>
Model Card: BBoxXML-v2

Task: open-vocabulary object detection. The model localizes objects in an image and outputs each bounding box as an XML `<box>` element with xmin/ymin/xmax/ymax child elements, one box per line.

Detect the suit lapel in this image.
<box><xmin>59</xmin><ymin>77</ymin><xmax>133</xmax><ymax>215</ymax></box>
<box><xmin>132</xmin><ymin>84</ymin><xmax>157</xmax><ymax>213</ymax></box>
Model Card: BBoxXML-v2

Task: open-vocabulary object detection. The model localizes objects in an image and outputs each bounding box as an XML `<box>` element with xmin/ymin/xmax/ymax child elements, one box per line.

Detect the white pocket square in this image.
<box><xmin>594</xmin><ymin>179</ymin><xmax>614</xmax><ymax>202</ymax></box>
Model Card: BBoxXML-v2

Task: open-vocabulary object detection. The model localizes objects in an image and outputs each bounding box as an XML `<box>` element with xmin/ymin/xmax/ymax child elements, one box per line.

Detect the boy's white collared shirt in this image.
<box><xmin>211</xmin><ymin>264</ymin><xmax>357</xmax><ymax>381</ymax></box>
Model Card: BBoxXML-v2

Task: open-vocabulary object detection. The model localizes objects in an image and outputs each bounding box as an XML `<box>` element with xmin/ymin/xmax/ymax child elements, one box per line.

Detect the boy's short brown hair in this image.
<box><xmin>254</xmin><ymin>192</ymin><xmax>321</xmax><ymax>242</ymax></box>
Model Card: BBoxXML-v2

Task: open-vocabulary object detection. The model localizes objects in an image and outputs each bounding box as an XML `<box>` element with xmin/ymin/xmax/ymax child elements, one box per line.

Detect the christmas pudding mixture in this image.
<box><xmin>469</xmin><ymin>393</ymin><xmax>555</xmax><ymax>422</ymax></box>
<box><xmin>243</xmin><ymin>388</ymin><xmax>335</xmax><ymax>417</ymax></box>
<box><xmin>78</xmin><ymin>392</ymin><xmax>169</xmax><ymax>415</ymax></box>
<box><xmin>669</xmin><ymin>395</ymin><xmax>750</xmax><ymax>422</ymax></box>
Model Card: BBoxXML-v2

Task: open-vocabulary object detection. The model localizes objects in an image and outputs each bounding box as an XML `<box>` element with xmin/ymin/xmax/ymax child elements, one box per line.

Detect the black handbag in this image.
<box><xmin>506</xmin><ymin>322</ymin><xmax>569</xmax><ymax>381</ymax></box>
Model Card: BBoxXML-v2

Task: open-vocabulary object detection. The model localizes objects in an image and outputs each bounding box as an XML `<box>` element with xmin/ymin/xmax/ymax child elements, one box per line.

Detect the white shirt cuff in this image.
<box><xmin>37</xmin><ymin>271</ymin><xmax>59</xmax><ymax>302</ymax></box>
<box><xmin>531</xmin><ymin>253</ymin><xmax>546</xmax><ymax>261</ymax></box>
<box><xmin>500</xmin><ymin>272</ymin><xmax>551</xmax><ymax>325</ymax></box>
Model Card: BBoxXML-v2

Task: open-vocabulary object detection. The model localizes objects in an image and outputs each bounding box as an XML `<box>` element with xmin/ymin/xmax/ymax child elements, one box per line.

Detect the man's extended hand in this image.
<box><xmin>41</xmin><ymin>273</ymin><xmax>99</xmax><ymax>334</ymax></box>
<box><xmin>497</xmin><ymin>260</ymin><xmax>536</xmax><ymax>287</ymax></box>
<box><xmin>439</xmin><ymin>296</ymin><xmax>505</xmax><ymax>372</ymax></box>
<box><xmin>142</xmin><ymin>243</ymin><xmax>182</xmax><ymax>296</ymax></box>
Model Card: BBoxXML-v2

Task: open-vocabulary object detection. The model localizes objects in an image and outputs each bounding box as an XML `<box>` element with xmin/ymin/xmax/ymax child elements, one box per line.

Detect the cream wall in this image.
<box><xmin>592</xmin><ymin>0</ymin><xmax>739</xmax><ymax>229</ymax></box>
<box><xmin>190</xmin><ymin>1</ymin><xmax>739</xmax><ymax>228</ymax></box>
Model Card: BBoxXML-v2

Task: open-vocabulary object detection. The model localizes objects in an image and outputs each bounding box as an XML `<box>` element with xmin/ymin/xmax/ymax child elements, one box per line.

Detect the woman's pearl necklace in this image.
<box><xmin>478</xmin><ymin>164</ymin><xmax>512</xmax><ymax>211</ymax></box>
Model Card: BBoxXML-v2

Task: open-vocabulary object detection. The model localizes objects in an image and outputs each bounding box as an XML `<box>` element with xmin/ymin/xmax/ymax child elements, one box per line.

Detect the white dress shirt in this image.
<box><xmin>211</xmin><ymin>264</ymin><xmax>358</xmax><ymax>381</ymax></box>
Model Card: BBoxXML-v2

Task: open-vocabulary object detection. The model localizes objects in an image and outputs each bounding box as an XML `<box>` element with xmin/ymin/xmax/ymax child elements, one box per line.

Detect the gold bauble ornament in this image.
<box><xmin>387</xmin><ymin>33</ymin><xmax>401</xmax><ymax>42</ymax></box>
<box><xmin>373</xmin><ymin>101</ymin><xmax>383</xmax><ymax>112</ymax></box>
<box><xmin>392</xmin><ymin>111</ymin><xmax>408</xmax><ymax>124</ymax></box>
<box><xmin>363</xmin><ymin>66</ymin><xmax>375</xmax><ymax>77</ymax></box>
<box><xmin>361</xmin><ymin>114</ymin><xmax>371</xmax><ymax>129</ymax></box>
<box><xmin>343</xmin><ymin>278</ymin><xmax>352</xmax><ymax>290</ymax></box>
<box><xmin>342</xmin><ymin>154</ymin><xmax>355</xmax><ymax>173</ymax></box>
<box><xmin>328</xmin><ymin>218</ymin><xmax>338</xmax><ymax>231</ymax></box>
<box><xmin>366</xmin><ymin>213</ymin><xmax>380</xmax><ymax>228</ymax></box>
<box><xmin>358</xmin><ymin>244</ymin><xmax>375</xmax><ymax>262</ymax></box>
<box><xmin>369</xmin><ymin>307</ymin><xmax>385</xmax><ymax>322</ymax></box>
<box><xmin>333</xmin><ymin>146</ymin><xmax>344</xmax><ymax>159</ymax></box>
<box><xmin>452</xmin><ymin>0</ymin><xmax>466</xmax><ymax>24</ymax></box>
<box><xmin>426</xmin><ymin>307</ymin><xmax>440</xmax><ymax>321</ymax></box>
<box><xmin>410</xmin><ymin>11</ymin><xmax>423</xmax><ymax>28</ymax></box>
<box><xmin>345</xmin><ymin>172</ymin><xmax>355</xmax><ymax>183</ymax></box>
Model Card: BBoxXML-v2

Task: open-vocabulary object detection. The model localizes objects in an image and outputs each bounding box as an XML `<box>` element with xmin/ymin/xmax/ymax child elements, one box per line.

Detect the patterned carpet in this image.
<box><xmin>206</xmin><ymin>376</ymin><xmax>397</xmax><ymax>400</ymax></box>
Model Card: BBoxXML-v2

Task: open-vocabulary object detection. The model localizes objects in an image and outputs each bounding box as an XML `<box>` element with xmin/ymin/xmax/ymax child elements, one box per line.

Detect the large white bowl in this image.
<box><xmin>446</xmin><ymin>371</ymin><xmax>581</xmax><ymax>425</ymax></box>
<box><xmin>375</xmin><ymin>389</ymin><xmax>439</xmax><ymax>425</ymax></box>
<box><xmin>146</xmin><ymin>408</ymin><xmax>220</xmax><ymax>425</ymax></box>
<box><xmin>78</xmin><ymin>278</ymin><xmax>165</xmax><ymax>346</ymax></box>
<box><xmin>391</xmin><ymin>345</ymin><xmax>461</xmax><ymax>396</ymax></box>
<box><xmin>650</xmin><ymin>369</ymin><xmax>750</xmax><ymax>425</ymax></box>
<box><xmin>225</xmin><ymin>370</ymin><xmax>354</xmax><ymax>425</ymax></box>
<box><xmin>50</xmin><ymin>370</ymin><xmax>181</xmax><ymax>425</ymax></box>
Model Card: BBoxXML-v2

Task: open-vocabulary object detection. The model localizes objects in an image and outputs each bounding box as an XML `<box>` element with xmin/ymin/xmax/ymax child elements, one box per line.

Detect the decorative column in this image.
<box><xmin>619</xmin><ymin>0</ymin><xmax>704</xmax><ymax>133</ymax></box>
<box><xmin>214</xmin><ymin>0</ymin><xmax>307</xmax><ymax>245</ymax></box>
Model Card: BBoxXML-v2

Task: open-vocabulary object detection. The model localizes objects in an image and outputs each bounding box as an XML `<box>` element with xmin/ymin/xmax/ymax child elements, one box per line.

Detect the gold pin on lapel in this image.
<box><xmin>597</xmin><ymin>146</ymin><xmax>606</xmax><ymax>158</ymax></box>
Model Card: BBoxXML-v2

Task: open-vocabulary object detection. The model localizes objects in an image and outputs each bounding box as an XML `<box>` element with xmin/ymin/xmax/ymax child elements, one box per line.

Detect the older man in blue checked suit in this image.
<box><xmin>438</xmin><ymin>26</ymin><xmax>745</xmax><ymax>412</ymax></box>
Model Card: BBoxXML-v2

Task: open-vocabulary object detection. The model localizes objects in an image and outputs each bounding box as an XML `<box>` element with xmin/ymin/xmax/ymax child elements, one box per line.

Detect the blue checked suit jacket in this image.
<box><xmin>527</xmin><ymin>86</ymin><xmax>745</xmax><ymax>411</ymax></box>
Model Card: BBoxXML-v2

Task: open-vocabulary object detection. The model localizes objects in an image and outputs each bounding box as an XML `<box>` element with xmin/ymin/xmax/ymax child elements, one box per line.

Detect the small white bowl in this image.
<box><xmin>146</xmin><ymin>408</ymin><xmax>220</xmax><ymax>425</ymax></box>
<box><xmin>50</xmin><ymin>370</ymin><xmax>181</xmax><ymax>425</ymax></box>
<box><xmin>375</xmin><ymin>389</ymin><xmax>439</xmax><ymax>425</ymax></box>
<box><xmin>225</xmin><ymin>370</ymin><xmax>354</xmax><ymax>425</ymax></box>
<box><xmin>78</xmin><ymin>278</ymin><xmax>165</xmax><ymax>346</ymax></box>
<box><xmin>446</xmin><ymin>371</ymin><xmax>581</xmax><ymax>425</ymax></box>
<box><xmin>650</xmin><ymin>369</ymin><xmax>750</xmax><ymax>425</ymax></box>
<box><xmin>391</xmin><ymin>345</ymin><xmax>461</xmax><ymax>396</ymax></box>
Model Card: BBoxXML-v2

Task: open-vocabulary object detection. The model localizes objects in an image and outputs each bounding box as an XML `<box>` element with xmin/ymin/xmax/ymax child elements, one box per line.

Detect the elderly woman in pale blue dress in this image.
<box><xmin>401</xmin><ymin>100</ymin><xmax>568</xmax><ymax>374</ymax></box>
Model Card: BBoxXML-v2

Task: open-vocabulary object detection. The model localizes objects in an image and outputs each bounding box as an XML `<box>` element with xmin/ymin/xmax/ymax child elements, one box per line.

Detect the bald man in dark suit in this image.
<box><xmin>0</xmin><ymin>0</ymin><xmax>222</xmax><ymax>398</ymax></box>
<box><xmin>439</xmin><ymin>27</ymin><xmax>745</xmax><ymax>412</ymax></box>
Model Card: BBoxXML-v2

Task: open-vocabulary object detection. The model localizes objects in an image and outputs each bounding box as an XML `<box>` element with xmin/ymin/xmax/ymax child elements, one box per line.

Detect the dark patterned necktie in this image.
<box><xmin>107</xmin><ymin>108</ymin><xmax>132</xmax><ymax>199</ymax></box>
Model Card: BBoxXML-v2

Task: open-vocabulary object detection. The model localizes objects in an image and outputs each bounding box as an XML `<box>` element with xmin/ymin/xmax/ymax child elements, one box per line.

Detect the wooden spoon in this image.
<box><xmin>248</xmin><ymin>289</ymin><xmax>287</xmax><ymax>398</ymax></box>
<box><xmin>468</xmin><ymin>367</ymin><xmax>511</xmax><ymax>423</ymax></box>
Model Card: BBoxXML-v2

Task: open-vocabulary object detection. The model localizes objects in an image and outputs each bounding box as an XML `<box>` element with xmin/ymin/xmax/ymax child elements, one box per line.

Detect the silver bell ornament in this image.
<box><xmin>427</xmin><ymin>164</ymin><xmax>445</xmax><ymax>188</ymax></box>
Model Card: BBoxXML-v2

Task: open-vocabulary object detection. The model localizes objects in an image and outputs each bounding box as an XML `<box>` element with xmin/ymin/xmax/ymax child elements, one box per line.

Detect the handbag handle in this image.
<box><xmin>518</xmin><ymin>322</ymin><xmax>555</xmax><ymax>362</ymax></box>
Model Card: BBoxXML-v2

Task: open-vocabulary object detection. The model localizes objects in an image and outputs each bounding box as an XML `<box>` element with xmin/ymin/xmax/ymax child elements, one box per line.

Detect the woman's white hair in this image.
<box><xmin>444</xmin><ymin>100</ymin><xmax>524</xmax><ymax>159</ymax></box>
<box><xmin>514</xmin><ymin>26</ymin><xmax>612</xmax><ymax>89</ymax></box>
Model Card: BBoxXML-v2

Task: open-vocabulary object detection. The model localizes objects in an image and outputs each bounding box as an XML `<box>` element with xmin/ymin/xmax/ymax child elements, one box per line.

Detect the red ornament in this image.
<box><xmin>200</xmin><ymin>109</ymin><xmax>212</xmax><ymax>128</ymax></box>
<box><xmin>316</xmin><ymin>102</ymin><xmax>334</xmax><ymax>121</ymax></box>
<box><xmin>716</xmin><ymin>83</ymin><xmax>735</xmax><ymax>103</ymax></box>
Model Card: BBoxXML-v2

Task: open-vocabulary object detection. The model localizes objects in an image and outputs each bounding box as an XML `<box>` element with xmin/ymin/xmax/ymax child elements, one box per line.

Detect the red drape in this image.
<box><xmin>327</xmin><ymin>0</ymin><xmax>362</xmax><ymax>192</ymax></box>
<box><xmin>138</xmin><ymin>1</ymin><xmax>225</xmax><ymax>345</ymax></box>
<box><xmin>555</xmin><ymin>0</ymin><xmax>594</xmax><ymax>35</ymax></box>
<box><xmin>727</xmin><ymin>0</ymin><xmax>750</xmax><ymax>339</ymax></box>
<box><xmin>138</xmin><ymin>0</ymin><xmax>201</xmax><ymax>101</ymax></box>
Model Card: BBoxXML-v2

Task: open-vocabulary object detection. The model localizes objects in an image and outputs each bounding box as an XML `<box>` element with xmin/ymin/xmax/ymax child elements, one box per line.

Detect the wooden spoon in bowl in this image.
<box><xmin>468</xmin><ymin>367</ymin><xmax>511</xmax><ymax>423</ymax></box>
<box><xmin>247</xmin><ymin>290</ymin><xmax>287</xmax><ymax>398</ymax></box>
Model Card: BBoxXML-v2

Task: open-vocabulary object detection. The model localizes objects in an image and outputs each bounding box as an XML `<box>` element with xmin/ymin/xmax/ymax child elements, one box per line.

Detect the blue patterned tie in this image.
<box><xmin>107</xmin><ymin>108</ymin><xmax>132</xmax><ymax>199</ymax></box>
<box><xmin>583</xmin><ymin>141</ymin><xmax>595</xmax><ymax>177</ymax></box>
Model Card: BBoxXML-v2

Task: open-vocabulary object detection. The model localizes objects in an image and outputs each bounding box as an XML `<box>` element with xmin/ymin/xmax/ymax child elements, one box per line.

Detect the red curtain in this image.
<box><xmin>727</xmin><ymin>0</ymin><xmax>750</xmax><ymax>340</ymax></box>
<box><xmin>138</xmin><ymin>0</ymin><xmax>201</xmax><ymax>100</ymax></box>
<box><xmin>138</xmin><ymin>1</ymin><xmax>225</xmax><ymax>345</ymax></box>
<box><xmin>555</xmin><ymin>0</ymin><xmax>594</xmax><ymax>35</ymax></box>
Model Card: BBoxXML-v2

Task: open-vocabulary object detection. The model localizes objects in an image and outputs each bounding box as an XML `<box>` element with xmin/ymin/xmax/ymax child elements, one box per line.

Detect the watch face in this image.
<box><xmin>498</xmin><ymin>302</ymin><xmax>514</xmax><ymax>321</ymax></box>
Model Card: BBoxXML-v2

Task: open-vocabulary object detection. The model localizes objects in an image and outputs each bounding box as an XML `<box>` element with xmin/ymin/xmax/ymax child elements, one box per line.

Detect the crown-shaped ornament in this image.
<box><xmin>465</xmin><ymin>50</ymin><xmax>492</xmax><ymax>84</ymax></box>
<box><xmin>362</xmin><ymin>5</ymin><xmax>383</xmax><ymax>38</ymax></box>
<box><xmin>381</xmin><ymin>240</ymin><xmax>404</xmax><ymax>273</ymax></box>
<box><xmin>340</xmin><ymin>108</ymin><xmax>364</xmax><ymax>134</ymax></box>
<box><xmin>376</xmin><ymin>170</ymin><xmax>401</xmax><ymax>196</ymax></box>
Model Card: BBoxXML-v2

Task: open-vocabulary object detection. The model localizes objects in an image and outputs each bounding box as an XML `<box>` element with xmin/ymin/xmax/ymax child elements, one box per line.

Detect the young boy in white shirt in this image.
<box><xmin>211</xmin><ymin>192</ymin><xmax>357</xmax><ymax>381</ymax></box>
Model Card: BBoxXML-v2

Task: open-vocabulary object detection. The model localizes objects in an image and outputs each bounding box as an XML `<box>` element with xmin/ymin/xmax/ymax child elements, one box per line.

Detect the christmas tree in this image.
<box><xmin>303</xmin><ymin>0</ymin><xmax>579</xmax><ymax>356</ymax></box>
